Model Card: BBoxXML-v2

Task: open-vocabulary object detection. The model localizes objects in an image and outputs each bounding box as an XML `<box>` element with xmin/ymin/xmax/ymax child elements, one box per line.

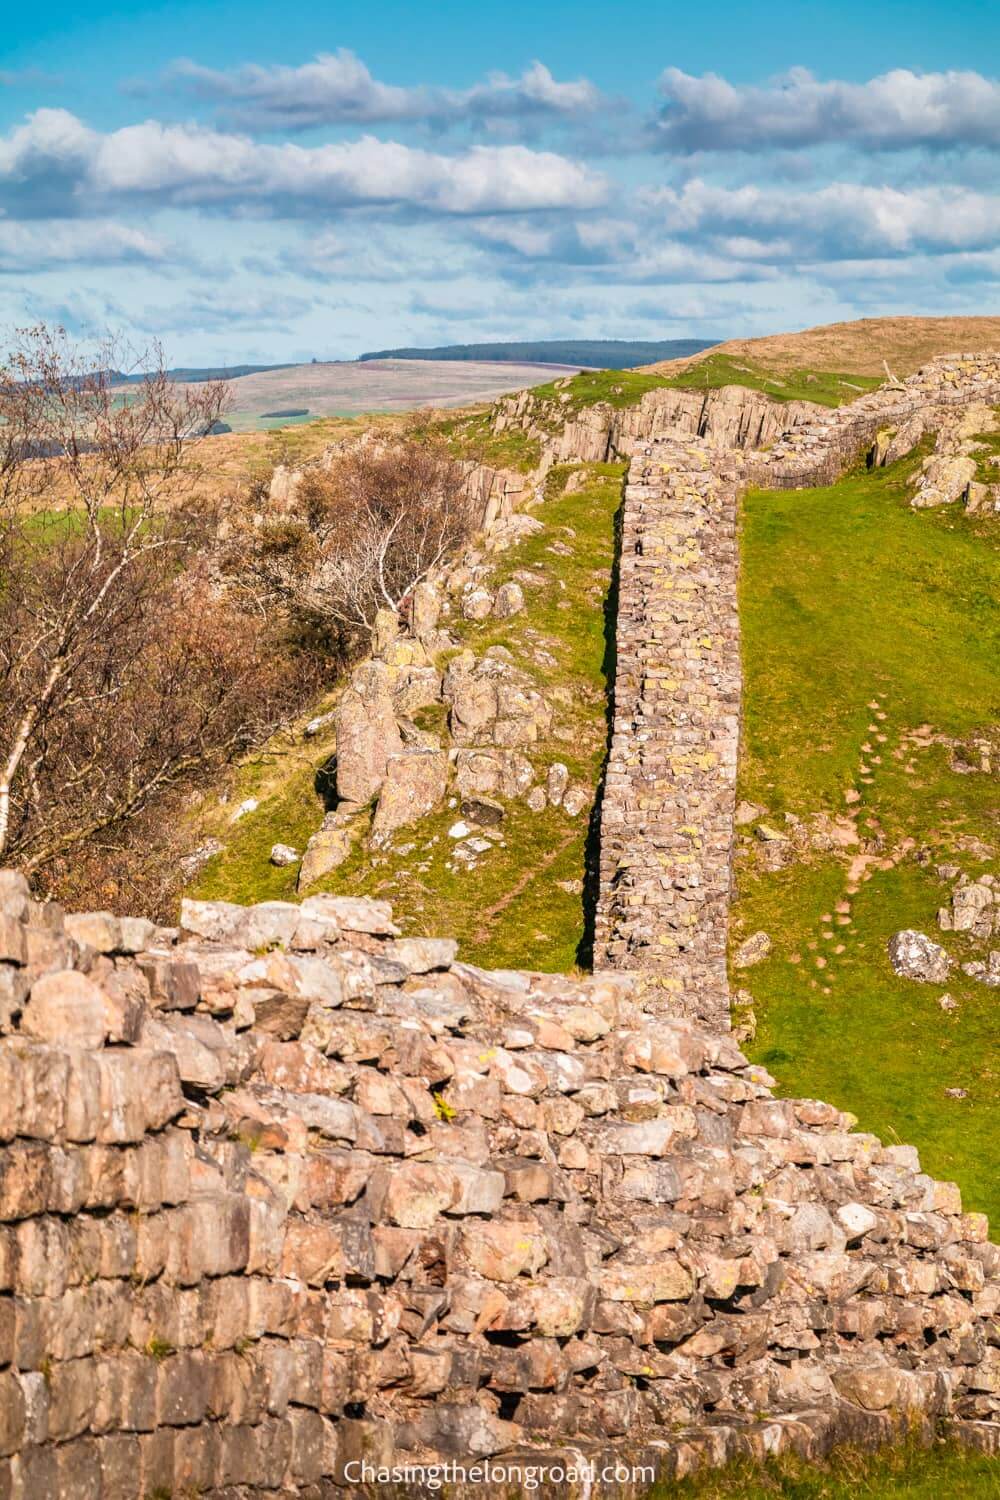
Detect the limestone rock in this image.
<box><xmin>372</xmin><ymin>608</ymin><xmax>400</xmax><ymax>656</ymax></box>
<box><xmin>546</xmin><ymin>763</ymin><xmax>569</xmax><ymax>808</ymax></box>
<box><xmin>270</xmin><ymin>844</ymin><xmax>299</xmax><ymax>868</ymax></box>
<box><xmin>410</xmin><ymin>580</ymin><xmax>441</xmax><ymax>638</ymax></box>
<box><xmin>888</xmin><ymin>929</ymin><xmax>952</xmax><ymax>983</ymax></box>
<box><xmin>297</xmin><ymin>813</ymin><xmax>360</xmax><ymax>888</ymax></box>
<box><xmin>561</xmin><ymin>785</ymin><xmax>588</xmax><ymax>818</ymax></box>
<box><xmin>911</xmin><ymin>455</ymin><xmax>977</xmax><ymax>508</ymax></box>
<box><xmin>733</xmin><ymin>931</ymin><xmax>772</xmax><ymax>969</ymax></box>
<box><xmin>493</xmin><ymin>581</ymin><xmax>525</xmax><ymax>619</ymax></box>
<box><xmin>461</xmin><ymin>585</ymin><xmax>494</xmax><ymax>621</ymax></box>
<box><xmin>370</xmin><ymin>749</ymin><xmax>448</xmax><ymax>846</ymax></box>
<box><xmin>334</xmin><ymin>660</ymin><xmax>403</xmax><ymax>805</ymax></box>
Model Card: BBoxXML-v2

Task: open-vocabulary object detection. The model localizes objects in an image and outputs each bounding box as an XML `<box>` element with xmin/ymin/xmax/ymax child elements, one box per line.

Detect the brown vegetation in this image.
<box><xmin>643</xmin><ymin>315</ymin><xmax>1000</xmax><ymax>377</ymax></box>
<box><xmin>225</xmin><ymin>435</ymin><xmax>475</xmax><ymax>650</ymax></box>
<box><xmin>0</xmin><ymin>328</ymin><xmax>312</xmax><ymax>912</ymax></box>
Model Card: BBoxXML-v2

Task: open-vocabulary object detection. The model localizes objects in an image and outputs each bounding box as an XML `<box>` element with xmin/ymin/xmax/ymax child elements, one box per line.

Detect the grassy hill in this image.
<box><xmin>644</xmin><ymin>315</ymin><xmax>1000</xmax><ymax>378</ymax></box>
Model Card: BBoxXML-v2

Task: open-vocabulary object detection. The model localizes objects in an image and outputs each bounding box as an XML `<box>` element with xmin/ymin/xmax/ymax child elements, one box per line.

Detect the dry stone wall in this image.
<box><xmin>0</xmin><ymin>874</ymin><xmax>998</xmax><ymax>1498</ymax></box>
<box><xmin>592</xmin><ymin>441</ymin><xmax>742</xmax><ymax>1029</ymax></box>
<box><xmin>593</xmin><ymin>353</ymin><xmax>1000</xmax><ymax>1023</ymax></box>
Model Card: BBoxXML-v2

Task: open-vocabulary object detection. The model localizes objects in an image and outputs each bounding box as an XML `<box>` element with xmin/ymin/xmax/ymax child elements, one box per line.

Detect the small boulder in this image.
<box><xmin>911</xmin><ymin>455</ymin><xmax>977</xmax><ymax>509</ymax></box>
<box><xmin>561</xmin><ymin>785</ymin><xmax>589</xmax><ymax>818</ymax></box>
<box><xmin>734</xmin><ymin>931</ymin><xmax>772</xmax><ymax>969</ymax></box>
<box><xmin>270</xmin><ymin>844</ymin><xmax>299</xmax><ymax>867</ymax></box>
<box><xmin>492</xmin><ymin>581</ymin><xmax>525</xmax><ymax>619</ymax></box>
<box><xmin>459</xmin><ymin>796</ymin><xmax>505</xmax><ymax>828</ymax></box>
<box><xmin>461</xmin><ymin>585</ymin><xmax>494</xmax><ymax>621</ymax></box>
<box><xmin>546</xmin><ymin>763</ymin><xmax>570</xmax><ymax>808</ymax></box>
<box><xmin>297</xmin><ymin>813</ymin><xmax>360</xmax><ymax>888</ymax></box>
<box><xmin>888</xmin><ymin>929</ymin><xmax>952</xmax><ymax>984</ymax></box>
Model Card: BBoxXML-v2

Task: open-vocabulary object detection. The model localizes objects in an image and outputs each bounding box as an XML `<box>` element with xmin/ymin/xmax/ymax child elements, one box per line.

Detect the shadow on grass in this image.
<box><xmin>576</xmin><ymin>481</ymin><xmax>625</xmax><ymax>970</ymax></box>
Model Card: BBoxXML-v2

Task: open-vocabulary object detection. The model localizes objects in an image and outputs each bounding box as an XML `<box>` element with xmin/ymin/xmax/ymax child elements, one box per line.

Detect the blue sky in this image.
<box><xmin>2</xmin><ymin>0</ymin><xmax>997</xmax><ymax>362</ymax></box>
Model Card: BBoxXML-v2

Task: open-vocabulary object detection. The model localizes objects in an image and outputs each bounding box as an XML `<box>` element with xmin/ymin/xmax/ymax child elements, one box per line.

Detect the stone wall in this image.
<box><xmin>592</xmin><ymin>441</ymin><xmax>742</xmax><ymax>1029</ymax></box>
<box><xmin>0</xmin><ymin>875</ymin><xmax>997</xmax><ymax>1497</ymax></box>
<box><xmin>592</xmin><ymin>353</ymin><xmax>1000</xmax><ymax>1024</ymax></box>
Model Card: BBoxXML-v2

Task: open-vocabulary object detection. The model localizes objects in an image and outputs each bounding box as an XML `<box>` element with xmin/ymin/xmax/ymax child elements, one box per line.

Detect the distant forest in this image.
<box><xmin>358</xmin><ymin>339</ymin><xmax>719</xmax><ymax>367</ymax></box>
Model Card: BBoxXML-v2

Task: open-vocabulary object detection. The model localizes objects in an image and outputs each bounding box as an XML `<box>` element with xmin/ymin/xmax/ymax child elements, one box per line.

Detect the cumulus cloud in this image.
<box><xmin>643</xmin><ymin>179</ymin><xmax>1000</xmax><ymax>259</ymax></box>
<box><xmin>0</xmin><ymin>108</ymin><xmax>607</xmax><ymax>218</ymax></box>
<box><xmin>168</xmin><ymin>51</ymin><xmax>604</xmax><ymax>132</ymax></box>
<box><xmin>654</xmin><ymin>67</ymin><xmax>1000</xmax><ymax>152</ymax></box>
<box><xmin>468</xmin><ymin>214</ymin><xmax>777</xmax><ymax>286</ymax></box>
<box><xmin>0</xmin><ymin>219</ymin><xmax>168</xmax><ymax>273</ymax></box>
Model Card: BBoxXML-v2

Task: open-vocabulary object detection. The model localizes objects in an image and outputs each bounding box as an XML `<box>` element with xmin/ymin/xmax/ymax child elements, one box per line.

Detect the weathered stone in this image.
<box><xmin>493</xmin><ymin>581</ymin><xmax>525</xmax><ymax>618</ymax></box>
<box><xmin>21</xmin><ymin>972</ymin><xmax>120</xmax><ymax>1050</ymax></box>
<box><xmin>297</xmin><ymin>812</ymin><xmax>361</xmax><ymax>887</ymax></box>
<box><xmin>270</xmin><ymin>843</ymin><xmax>299</xmax><ymax>867</ymax></box>
<box><xmin>371</xmin><ymin>749</ymin><xmax>448</xmax><ymax>845</ymax></box>
<box><xmin>888</xmin><ymin>930</ymin><xmax>953</xmax><ymax>984</ymax></box>
<box><xmin>734</xmin><ymin>931</ymin><xmax>772</xmax><ymax>969</ymax></box>
<box><xmin>335</xmin><ymin>660</ymin><xmax>404</xmax><ymax>805</ymax></box>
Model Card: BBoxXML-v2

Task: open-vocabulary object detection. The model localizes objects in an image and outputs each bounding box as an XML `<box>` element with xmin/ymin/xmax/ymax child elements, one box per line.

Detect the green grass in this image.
<box><xmin>651</xmin><ymin>1440</ymin><xmax>1000</xmax><ymax>1499</ymax></box>
<box><xmin>192</xmin><ymin>463</ymin><xmax>624</xmax><ymax>971</ymax></box>
<box><xmin>660</xmin><ymin>353</ymin><xmax>883</xmax><ymax>407</ymax></box>
<box><xmin>521</xmin><ymin>357</ymin><xmax>883</xmax><ymax>424</ymax></box>
<box><xmin>410</xmin><ymin>407</ymin><xmax>543</xmax><ymax>474</ymax></box>
<box><xmin>735</xmin><ymin>448</ymin><xmax>1000</xmax><ymax>1222</ymax></box>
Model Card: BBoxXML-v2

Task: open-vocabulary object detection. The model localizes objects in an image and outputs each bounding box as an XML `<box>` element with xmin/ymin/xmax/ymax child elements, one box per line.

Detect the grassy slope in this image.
<box><xmin>644</xmin><ymin>315</ymin><xmax>1000</xmax><ymax>379</ymax></box>
<box><xmin>734</xmin><ymin>446</ymin><xmax>1000</xmax><ymax>1222</ymax></box>
<box><xmin>192</xmin><ymin>463</ymin><xmax>624</xmax><ymax>972</ymax></box>
<box><xmin>657</xmin><ymin>1441</ymin><xmax>1000</xmax><ymax>1499</ymax></box>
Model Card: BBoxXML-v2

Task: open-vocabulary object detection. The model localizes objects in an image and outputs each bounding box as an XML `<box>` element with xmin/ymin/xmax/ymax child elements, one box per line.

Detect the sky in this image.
<box><xmin>1</xmin><ymin>0</ymin><xmax>998</xmax><ymax>364</ymax></box>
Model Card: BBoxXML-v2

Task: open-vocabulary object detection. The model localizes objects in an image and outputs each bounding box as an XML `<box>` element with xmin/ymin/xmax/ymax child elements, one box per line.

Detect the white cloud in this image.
<box><xmin>0</xmin><ymin>219</ymin><xmax>168</xmax><ymax>272</ymax></box>
<box><xmin>0</xmin><ymin>109</ymin><xmax>607</xmax><ymax>218</ymax></box>
<box><xmin>168</xmin><ymin>51</ymin><xmax>604</xmax><ymax>131</ymax></box>
<box><xmin>654</xmin><ymin>67</ymin><xmax>1000</xmax><ymax>152</ymax></box>
<box><xmin>643</xmin><ymin>179</ymin><xmax>1000</xmax><ymax>259</ymax></box>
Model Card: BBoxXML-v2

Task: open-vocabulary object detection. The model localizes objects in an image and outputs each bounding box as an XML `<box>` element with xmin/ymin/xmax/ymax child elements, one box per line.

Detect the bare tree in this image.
<box><xmin>0</xmin><ymin>326</ymin><xmax>304</xmax><ymax>888</ymax></box>
<box><xmin>230</xmin><ymin>437</ymin><xmax>475</xmax><ymax>648</ymax></box>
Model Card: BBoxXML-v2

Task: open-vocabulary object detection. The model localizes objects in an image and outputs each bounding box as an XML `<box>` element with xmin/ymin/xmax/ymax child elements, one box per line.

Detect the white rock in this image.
<box><xmin>230</xmin><ymin>798</ymin><xmax>259</xmax><ymax>823</ymax></box>
<box><xmin>448</xmin><ymin>821</ymin><xmax>472</xmax><ymax>839</ymax></box>
<box><xmin>270</xmin><ymin>844</ymin><xmax>299</xmax><ymax>867</ymax></box>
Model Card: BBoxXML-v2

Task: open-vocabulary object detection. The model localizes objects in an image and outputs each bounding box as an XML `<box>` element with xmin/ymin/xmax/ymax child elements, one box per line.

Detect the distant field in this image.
<box><xmin>359</xmin><ymin>338</ymin><xmax>717</xmax><ymax>367</ymax></box>
<box><xmin>171</xmin><ymin>358</ymin><xmax>579</xmax><ymax>433</ymax></box>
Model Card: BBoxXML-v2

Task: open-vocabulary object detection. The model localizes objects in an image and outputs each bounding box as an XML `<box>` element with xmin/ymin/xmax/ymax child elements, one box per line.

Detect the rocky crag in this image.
<box><xmin>0</xmin><ymin>873</ymin><xmax>997</xmax><ymax>1499</ymax></box>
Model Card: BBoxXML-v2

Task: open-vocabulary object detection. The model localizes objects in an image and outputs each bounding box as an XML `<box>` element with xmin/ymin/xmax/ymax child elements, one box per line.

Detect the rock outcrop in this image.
<box><xmin>0</xmin><ymin>875</ymin><xmax>997</xmax><ymax>1497</ymax></box>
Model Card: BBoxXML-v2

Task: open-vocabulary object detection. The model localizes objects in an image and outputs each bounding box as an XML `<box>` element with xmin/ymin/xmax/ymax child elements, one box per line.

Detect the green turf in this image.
<box><xmin>734</xmin><ymin>448</ymin><xmax>1000</xmax><ymax>1222</ymax></box>
<box><xmin>651</xmin><ymin>1440</ymin><xmax>1000</xmax><ymax>1499</ymax></box>
<box><xmin>522</xmin><ymin>356</ymin><xmax>883</xmax><ymax>423</ymax></box>
<box><xmin>660</xmin><ymin>353</ymin><xmax>883</xmax><ymax>407</ymax></box>
<box><xmin>192</xmin><ymin>463</ymin><xmax>624</xmax><ymax>971</ymax></box>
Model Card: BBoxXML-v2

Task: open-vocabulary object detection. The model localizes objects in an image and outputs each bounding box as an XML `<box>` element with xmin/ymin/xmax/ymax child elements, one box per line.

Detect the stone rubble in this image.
<box><xmin>0</xmin><ymin>874</ymin><xmax>997</xmax><ymax>1496</ymax></box>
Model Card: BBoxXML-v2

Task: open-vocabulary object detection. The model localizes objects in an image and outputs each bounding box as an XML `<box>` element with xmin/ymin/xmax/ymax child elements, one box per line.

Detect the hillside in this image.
<box><xmin>644</xmin><ymin>315</ymin><xmax>1000</xmax><ymax>378</ymax></box>
<box><xmin>189</xmin><ymin>336</ymin><xmax>1000</xmax><ymax>1222</ymax></box>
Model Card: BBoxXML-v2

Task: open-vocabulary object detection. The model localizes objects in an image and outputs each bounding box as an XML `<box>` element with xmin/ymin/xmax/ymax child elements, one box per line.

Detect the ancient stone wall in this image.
<box><xmin>592</xmin><ymin>441</ymin><xmax>742</xmax><ymax>1029</ymax></box>
<box><xmin>0</xmin><ymin>875</ymin><xmax>997</xmax><ymax>1497</ymax></box>
<box><xmin>592</xmin><ymin>353</ymin><xmax>1000</xmax><ymax>1023</ymax></box>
